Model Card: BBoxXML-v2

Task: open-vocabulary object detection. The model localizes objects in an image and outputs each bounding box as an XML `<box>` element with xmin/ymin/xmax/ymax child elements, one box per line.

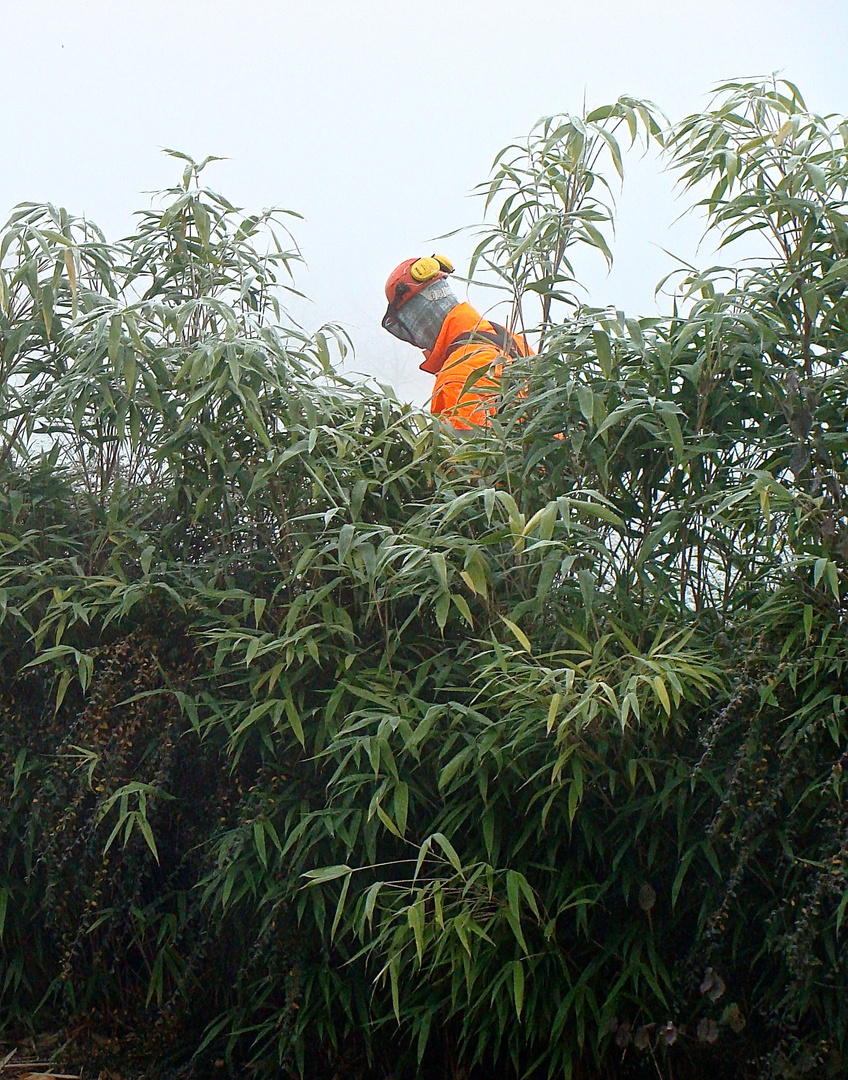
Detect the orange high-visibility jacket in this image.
<box><xmin>423</xmin><ymin>304</ymin><xmax>533</xmax><ymax>429</ymax></box>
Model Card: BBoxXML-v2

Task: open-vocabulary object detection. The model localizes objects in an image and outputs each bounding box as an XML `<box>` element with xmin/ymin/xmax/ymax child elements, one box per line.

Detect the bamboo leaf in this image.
<box><xmin>512</xmin><ymin>960</ymin><xmax>525</xmax><ymax>1018</ymax></box>
<box><xmin>501</xmin><ymin>617</ymin><xmax>532</xmax><ymax>654</ymax></box>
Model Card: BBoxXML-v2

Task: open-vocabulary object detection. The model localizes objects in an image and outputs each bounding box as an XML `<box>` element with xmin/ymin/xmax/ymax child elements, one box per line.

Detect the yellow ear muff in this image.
<box><xmin>432</xmin><ymin>254</ymin><xmax>454</xmax><ymax>273</ymax></box>
<box><xmin>410</xmin><ymin>256</ymin><xmax>441</xmax><ymax>282</ymax></box>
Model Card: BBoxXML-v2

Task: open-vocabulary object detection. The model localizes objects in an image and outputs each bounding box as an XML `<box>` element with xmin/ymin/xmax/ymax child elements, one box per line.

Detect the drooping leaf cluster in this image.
<box><xmin>1</xmin><ymin>82</ymin><xmax>848</xmax><ymax>1080</ymax></box>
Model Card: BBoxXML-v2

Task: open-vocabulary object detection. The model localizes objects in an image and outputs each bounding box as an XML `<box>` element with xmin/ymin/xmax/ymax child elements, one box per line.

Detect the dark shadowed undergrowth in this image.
<box><xmin>1</xmin><ymin>82</ymin><xmax>848</xmax><ymax>1080</ymax></box>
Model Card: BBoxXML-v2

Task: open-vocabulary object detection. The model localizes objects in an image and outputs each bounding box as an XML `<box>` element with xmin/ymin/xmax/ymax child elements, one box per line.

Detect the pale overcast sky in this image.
<box><xmin>2</xmin><ymin>0</ymin><xmax>846</xmax><ymax>406</ymax></box>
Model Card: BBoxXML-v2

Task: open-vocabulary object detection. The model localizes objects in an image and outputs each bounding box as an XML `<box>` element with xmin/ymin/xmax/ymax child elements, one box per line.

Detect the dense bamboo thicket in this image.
<box><xmin>2</xmin><ymin>81</ymin><xmax>848</xmax><ymax>1079</ymax></box>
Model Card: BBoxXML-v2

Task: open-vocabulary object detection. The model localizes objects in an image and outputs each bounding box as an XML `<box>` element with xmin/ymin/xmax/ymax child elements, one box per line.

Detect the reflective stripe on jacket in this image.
<box><xmin>423</xmin><ymin>304</ymin><xmax>532</xmax><ymax>429</ymax></box>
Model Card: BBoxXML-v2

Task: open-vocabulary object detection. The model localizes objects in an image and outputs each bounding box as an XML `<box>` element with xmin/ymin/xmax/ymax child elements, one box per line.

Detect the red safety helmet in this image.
<box><xmin>382</xmin><ymin>255</ymin><xmax>454</xmax><ymax>344</ymax></box>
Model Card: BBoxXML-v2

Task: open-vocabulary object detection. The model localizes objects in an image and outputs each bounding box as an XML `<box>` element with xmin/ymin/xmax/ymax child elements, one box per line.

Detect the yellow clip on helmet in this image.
<box><xmin>384</xmin><ymin>254</ymin><xmax>455</xmax><ymax>309</ymax></box>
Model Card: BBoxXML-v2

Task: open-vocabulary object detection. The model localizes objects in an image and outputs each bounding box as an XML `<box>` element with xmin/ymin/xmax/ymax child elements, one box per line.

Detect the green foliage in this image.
<box><xmin>470</xmin><ymin>96</ymin><xmax>665</xmax><ymax>342</ymax></box>
<box><xmin>2</xmin><ymin>85</ymin><xmax>848</xmax><ymax>1080</ymax></box>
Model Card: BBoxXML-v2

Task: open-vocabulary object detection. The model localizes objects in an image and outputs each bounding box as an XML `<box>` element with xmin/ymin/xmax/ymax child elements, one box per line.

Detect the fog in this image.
<box><xmin>2</xmin><ymin>0</ymin><xmax>845</xmax><ymax>405</ymax></box>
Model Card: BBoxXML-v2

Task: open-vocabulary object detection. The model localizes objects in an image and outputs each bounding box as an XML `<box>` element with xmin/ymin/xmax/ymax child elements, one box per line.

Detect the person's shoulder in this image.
<box><xmin>443</xmin><ymin>302</ymin><xmax>487</xmax><ymax>334</ymax></box>
<box><xmin>435</xmin><ymin>340</ymin><xmax>502</xmax><ymax>384</ymax></box>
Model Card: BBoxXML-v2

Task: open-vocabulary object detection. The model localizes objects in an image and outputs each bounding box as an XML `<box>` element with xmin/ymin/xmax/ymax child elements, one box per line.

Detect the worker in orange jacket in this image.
<box><xmin>382</xmin><ymin>255</ymin><xmax>532</xmax><ymax>429</ymax></box>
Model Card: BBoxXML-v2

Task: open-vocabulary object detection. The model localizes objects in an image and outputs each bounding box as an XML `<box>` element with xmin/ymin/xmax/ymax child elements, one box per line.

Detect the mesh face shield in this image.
<box><xmin>382</xmin><ymin>279</ymin><xmax>459</xmax><ymax>352</ymax></box>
